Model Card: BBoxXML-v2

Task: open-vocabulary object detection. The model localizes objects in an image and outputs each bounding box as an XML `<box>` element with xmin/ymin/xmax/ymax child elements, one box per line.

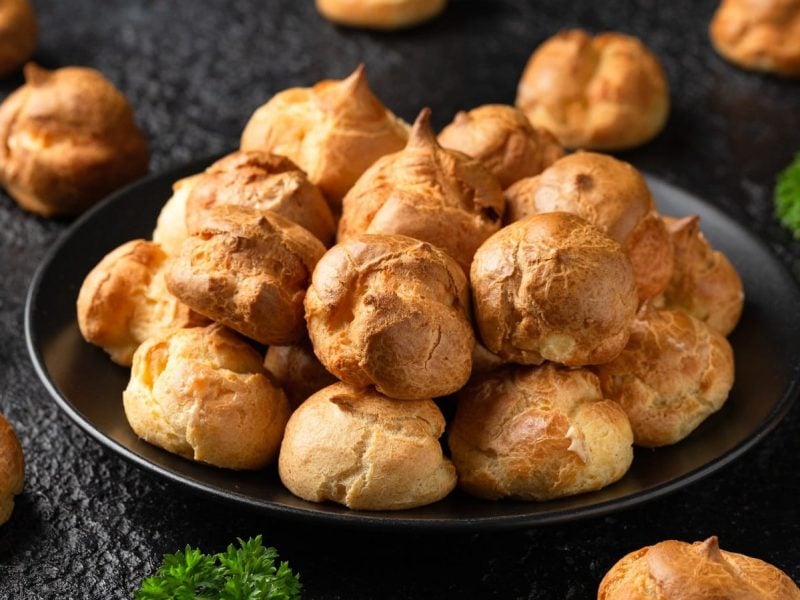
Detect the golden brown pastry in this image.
<box><xmin>77</xmin><ymin>239</ymin><xmax>207</xmax><ymax>366</ymax></box>
<box><xmin>152</xmin><ymin>175</ymin><xmax>200</xmax><ymax>256</ymax></box>
<box><xmin>240</xmin><ymin>65</ymin><xmax>408</xmax><ymax>205</ymax></box>
<box><xmin>167</xmin><ymin>206</ymin><xmax>325</xmax><ymax>346</ymax></box>
<box><xmin>710</xmin><ymin>0</ymin><xmax>800</xmax><ymax>77</ymax></box>
<box><xmin>516</xmin><ymin>29</ymin><xmax>670</xmax><ymax>150</ymax></box>
<box><xmin>594</xmin><ymin>307</ymin><xmax>734</xmax><ymax>447</ymax></box>
<box><xmin>0</xmin><ymin>63</ymin><xmax>149</xmax><ymax>217</ymax></box>
<box><xmin>315</xmin><ymin>0</ymin><xmax>447</xmax><ymax>29</ymax></box>
<box><xmin>0</xmin><ymin>413</ymin><xmax>24</xmax><ymax>525</ymax></box>
<box><xmin>449</xmin><ymin>364</ymin><xmax>633</xmax><ymax>501</ymax></box>
<box><xmin>505</xmin><ymin>152</ymin><xmax>674</xmax><ymax>301</ymax></box>
<box><xmin>598</xmin><ymin>536</ymin><xmax>800</xmax><ymax>599</ymax></box>
<box><xmin>657</xmin><ymin>216</ymin><xmax>744</xmax><ymax>336</ymax></box>
<box><xmin>0</xmin><ymin>0</ymin><xmax>36</xmax><ymax>76</ymax></box>
<box><xmin>184</xmin><ymin>151</ymin><xmax>336</xmax><ymax>245</ymax></box>
<box><xmin>338</xmin><ymin>108</ymin><xmax>505</xmax><ymax>275</ymax></box>
<box><xmin>471</xmin><ymin>341</ymin><xmax>506</xmax><ymax>378</ymax></box>
<box><xmin>278</xmin><ymin>382</ymin><xmax>456</xmax><ymax>510</ymax></box>
<box><xmin>305</xmin><ymin>234</ymin><xmax>474</xmax><ymax>400</ymax></box>
<box><xmin>438</xmin><ymin>104</ymin><xmax>564</xmax><ymax>188</ymax></box>
<box><xmin>471</xmin><ymin>212</ymin><xmax>638</xmax><ymax>367</ymax></box>
<box><xmin>263</xmin><ymin>338</ymin><xmax>337</xmax><ymax>410</ymax></box>
<box><xmin>123</xmin><ymin>324</ymin><xmax>290</xmax><ymax>470</ymax></box>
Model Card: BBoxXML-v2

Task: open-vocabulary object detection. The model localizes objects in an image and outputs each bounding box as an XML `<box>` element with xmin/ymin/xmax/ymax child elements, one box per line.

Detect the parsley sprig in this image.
<box><xmin>776</xmin><ymin>153</ymin><xmax>800</xmax><ymax>238</ymax></box>
<box><xmin>135</xmin><ymin>536</ymin><xmax>301</xmax><ymax>600</ymax></box>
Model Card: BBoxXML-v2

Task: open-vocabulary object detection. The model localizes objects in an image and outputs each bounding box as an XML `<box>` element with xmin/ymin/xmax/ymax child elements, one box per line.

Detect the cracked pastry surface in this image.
<box><xmin>278</xmin><ymin>382</ymin><xmax>456</xmax><ymax>510</ymax></box>
<box><xmin>0</xmin><ymin>63</ymin><xmax>148</xmax><ymax>217</ymax></box>
<box><xmin>123</xmin><ymin>324</ymin><xmax>290</xmax><ymax>470</ymax></box>
<box><xmin>516</xmin><ymin>29</ymin><xmax>669</xmax><ymax>150</ymax></box>
<box><xmin>263</xmin><ymin>338</ymin><xmax>337</xmax><ymax>410</ymax></box>
<box><xmin>437</xmin><ymin>104</ymin><xmax>564</xmax><ymax>189</ymax></box>
<box><xmin>166</xmin><ymin>205</ymin><xmax>325</xmax><ymax>346</ymax></box>
<box><xmin>0</xmin><ymin>0</ymin><xmax>36</xmax><ymax>76</ymax></box>
<box><xmin>448</xmin><ymin>364</ymin><xmax>633</xmax><ymax>501</ymax></box>
<box><xmin>594</xmin><ymin>307</ymin><xmax>735</xmax><ymax>448</ymax></box>
<box><xmin>598</xmin><ymin>536</ymin><xmax>800</xmax><ymax>599</ymax></box>
<box><xmin>315</xmin><ymin>0</ymin><xmax>447</xmax><ymax>30</ymax></box>
<box><xmin>241</xmin><ymin>64</ymin><xmax>408</xmax><ymax>206</ymax></box>
<box><xmin>338</xmin><ymin>108</ymin><xmax>505</xmax><ymax>275</ymax></box>
<box><xmin>505</xmin><ymin>152</ymin><xmax>674</xmax><ymax>301</ymax></box>
<box><xmin>77</xmin><ymin>239</ymin><xmax>207</xmax><ymax>366</ymax></box>
<box><xmin>710</xmin><ymin>0</ymin><xmax>800</xmax><ymax>77</ymax></box>
<box><xmin>470</xmin><ymin>211</ymin><xmax>638</xmax><ymax>367</ymax></box>
<box><xmin>305</xmin><ymin>233</ymin><xmax>474</xmax><ymax>400</ymax></box>
<box><xmin>0</xmin><ymin>413</ymin><xmax>24</xmax><ymax>526</ymax></box>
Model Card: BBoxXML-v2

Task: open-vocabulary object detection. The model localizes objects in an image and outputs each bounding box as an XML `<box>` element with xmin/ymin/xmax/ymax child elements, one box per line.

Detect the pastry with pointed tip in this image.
<box><xmin>338</xmin><ymin>108</ymin><xmax>505</xmax><ymax>275</ymax></box>
<box><xmin>598</xmin><ymin>536</ymin><xmax>800</xmax><ymax>599</ymax></box>
<box><xmin>594</xmin><ymin>306</ymin><xmax>735</xmax><ymax>448</ymax></box>
<box><xmin>438</xmin><ymin>104</ymin><xmax>564</xmax><ymax>188</ymax></box>
<box><xmin>656</xmin><ymin>215</ymin><xmax>744</xmax><ymax>336</ymax></box>
<box><xmin>166</xmin><ymin>206</ymin><xmax>326</xmax><ymax>346</ymax></box>
<box><xmin>315</xmin><ymin>0</ymin><xmax>447</xmax><ymax>30</ymax></box>
<box><xmin>279</xmin><ymin>382</ymin><xmax>457</xmax><ymax>510</ymax></box>
<box><xmin>77</xmin><ymin>239</ymin><xmax>208</xmax><ymax>366</ymax></box>
<box><xmin>449</xmin><ymin>364</ymin><xmax>633</xmax><ymax>501</ymax></box>
<box><xmin>123</xmin><ymin>324</ymin><xmax>290</xmax><ymax>470</ymax></box>
<box><xmin>471</xmin><ymin>212</ymin><xmax>638</xmax><ymax>367</ymax></box>
<box><xmin>0</xmin><ymin>63</ymin><xmax>149</xmax><ymax>217</ymax></box>
<box><xmin>241</xmin><ymin>65</ymin><xmax>408</xmax><ymax>205</ymax></box>
<box><xmin>505</xmin><ymin>152</ymin><xmax>674</xmax><ymax>302</ymax></box>
<box><xmin>305</xmin><ymin>233</ymin><xmax>474</xmax><ymax>400</ymax></box>
<box><xmin>152</xmin><ymin>175</ymin><xmax>200</xmax><ymax>256</ymax></box>
<box><xmin>0</xmin><ymin>0</ymin><xmax>36</xmax><ymax>76</ymax></box>
<box><xmin>0</xmin><ymin>413</ymin><xmax>24</xmax><ymax>526</ymax></box>
<box><xmin>263</xmin><ymin>338</ymin><xmax>337</xmax><ymax>410</ymax></box>
<box><xmin>710</xmin><ymin>0</ymin><xmax>800</xmax><ymax>77</ymax></box>
<box><xmin>516</xmin><ymin>29</ymin><xmax>669</xmax><ymax>150</ymax></box>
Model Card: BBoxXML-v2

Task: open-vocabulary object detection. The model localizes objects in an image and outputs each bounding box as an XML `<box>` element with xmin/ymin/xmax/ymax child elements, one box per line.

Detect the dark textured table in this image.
<box><xmin>1</xmin><ymin>1</ymin><xmax>799</xmax><ymax>598</ymax></box>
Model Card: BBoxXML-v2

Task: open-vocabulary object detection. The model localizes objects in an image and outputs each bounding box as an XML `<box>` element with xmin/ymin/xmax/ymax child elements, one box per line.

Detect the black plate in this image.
<box><xmin>25</xmin><ymin>157</ymin><xmax>800</xmax><ymax>531</ymax></box>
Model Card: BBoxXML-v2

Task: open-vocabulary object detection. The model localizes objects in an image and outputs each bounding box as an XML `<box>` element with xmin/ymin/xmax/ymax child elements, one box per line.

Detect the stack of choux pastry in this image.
<box><xmin>76</xmin><ymin>61</ymin><xmax>744</xmax><ymax>512</ymax></box>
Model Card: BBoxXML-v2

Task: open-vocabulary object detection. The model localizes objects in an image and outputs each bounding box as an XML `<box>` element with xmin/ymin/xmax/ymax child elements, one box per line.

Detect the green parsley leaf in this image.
<box><xmin>776</xmin><ymin>153</ymin><xmax>800</xmax><ymax>238</ymax></box>
<box><xmin>135</xmin><ymin>536</ymin><xmax>301</xmax><ymax>600</ymax></box>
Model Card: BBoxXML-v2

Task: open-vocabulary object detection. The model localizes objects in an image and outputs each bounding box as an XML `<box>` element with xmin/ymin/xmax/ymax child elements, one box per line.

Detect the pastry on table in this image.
<box><xmin>338</xmin><ymin>108</ymin><xmax>505</xmax><ymax>275</ymax></box>
<box><xmin>166</xmin><ymin>206</ymin><xmax>326</xmax><ymax>346</ymax></box>
<box><xmin>315</xmin><ymin>0</ymin><xmax>447</xmax><ymax>30</ymax></box>
<box><xmin>0</xmin><ymin>0</ymin><xmax>36</xmax><ymax>76</ymax></box>
<box><xmin>656</xmin><ymin>215</ymin><xmax>744</xmax><ymax>336</ymax></box>
<box><xmin>77</xmin><ymin>239</ymin><xmax>207</xmax><ymax>366</ymax></box>
<box><xmin>241</xmin><ymin>64</ymin><xmax>408</xmax><ymax>206</ymax></box>
<box><xmin>437</xmin><ymin>104</ymin><xmax>564</xmax><ymax>188</ymax></box>
<box><xmin>516</xmin><ymin>29</ymin><xmax>670</xmax><ymax>150</ymax></box>
<box><xmin>152</xmin><ymin>175</ymin><xmax>200</xmax><ymax>256</ymax></box>
<box><xmin>448</xmin><ymin>364</ymin><xmax>633</xmax><ymax>501</ymax></box>
<box><xmin>279</xmin><ymin>382</ymin><xmax>456</xmax><ymax>510</ymax></box>
<box><xmin>0</xmin><ymin>63</ymin><xmax>148</xmax><ymax>217</ymax></box>
<box><xmin>598</xmin><ymin>536</ymin><xmax>800</xmax><ymax>599</ymax></box>
<box><xmin>123</xmin><ymin>324</ymin><xmax>290</xmax><ymax>470</ymax></box>
<box><xmin>305</xmin><ymin>233</ymin><xmax>474</xmax><ymax>400</ymax></box>
<box><xmin>594</xmin><ymin>306</ymin><xmax>735</xmax><ymax>447</ymax></box>
<box><xmin>471</xmin><ymin>212</ymin><xmax>638</xmax><ymax>367</ymax></box>
<box><xmin>505</xmin><ymin>152</ymin><xmax>674</xmax><ymax>302</ymax></box>
<box><xmin>0</xmin><ymin>413</ymin><xmax>24</xmax><ymax>526</ymax></box>
<box><xmin>710</xmin><ymin>0</ymin><xmax>800</xmax><ymax>77</ymax></box>
<box><xmin>263</xmin><ymin>338</ymin><xmax>337</xmax><ymax>410</ymax></box>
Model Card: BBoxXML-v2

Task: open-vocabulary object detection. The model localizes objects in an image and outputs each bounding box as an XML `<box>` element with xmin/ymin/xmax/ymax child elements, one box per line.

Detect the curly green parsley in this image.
<box><xmin>776</xmin><ymin>153</ymin><xmax>800</xmax><ymax>238</ymax></box>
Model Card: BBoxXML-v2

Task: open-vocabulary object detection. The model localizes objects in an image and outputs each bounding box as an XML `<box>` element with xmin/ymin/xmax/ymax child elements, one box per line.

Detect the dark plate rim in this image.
<box><xmin>23</xmin><ymin>160</ymin><xmax>800</xmax><ymax>532</ymax></box>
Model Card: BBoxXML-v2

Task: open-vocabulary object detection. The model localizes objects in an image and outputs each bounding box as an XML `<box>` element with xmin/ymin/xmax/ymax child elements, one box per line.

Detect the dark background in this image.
<box><xmin>1</xmin><ymin>0</ymin><xmax>799</xmax><ymax>598</ymax></box>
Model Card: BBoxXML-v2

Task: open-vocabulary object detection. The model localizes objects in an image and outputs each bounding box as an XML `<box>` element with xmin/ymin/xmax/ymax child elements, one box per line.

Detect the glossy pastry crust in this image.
<box><xmin>0</xmin><ymin>413</ymin><xmax>24</xmax><ymax>526</ymax></box>
<box><xmin>278</xmin><ymin>382</ymin><xmax>456</xmax><ymax>510</ymax></box>
<box><xmin>710</xmin><ymin>0</ymin><xmax>800</xmax><ymax>77</ymax></box>
<box><xmin>471</xmin><ymin>212</ymin><xmax>638</xmax><ymax>367</ymax></box>
<box><xmin>305</xmin><ymin>233</ymin><xmax>474</xmax><ymax>400</ymax></box>
<box><xmin>516</xmin><ymin>29</ymin><xmax>670</xmax><ymax>150</ymax></box>
<box><xmin>338</xmin><ymin>108</ymin><xmax>505</xmax><ymax>275</ymax></box>
<box><xmin>437</xmin><ymin>104</ymin><xmax>564</xmax><ymax>188</ymax></box>
<box><xmin>0</xmin><ymin>63</ymin><xmax>148</xmax><ymax>217</ymax></box>
<box><xmin>240</xmin><ymin>65</ymin><xmax>408</xmax><ymax>205</ymax></box>
<box><xmin>598</xmin><ymin>536</ymin><xmax>800</xmax><ymax>599</ymax></box>
<box><xmin>449</xmin><ymin>364</ymin><xmax>633</xmax><ymax>501</ymax></box>
<box><xmin>315</xmin><ymin>0</ymin><xmax>447</xmax><ymax>30</ymax></box>
<box><xmin>0</xmin><ymin>0</ymin><xmax>37</xmax><ymax>76</ymax></box>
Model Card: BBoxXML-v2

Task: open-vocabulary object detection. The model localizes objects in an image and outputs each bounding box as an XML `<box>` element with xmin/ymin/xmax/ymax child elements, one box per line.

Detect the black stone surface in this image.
<box><xmin>1</xmin><ymin>0</ymin><xmax>799</xmax><ymax>598</ymax></box>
